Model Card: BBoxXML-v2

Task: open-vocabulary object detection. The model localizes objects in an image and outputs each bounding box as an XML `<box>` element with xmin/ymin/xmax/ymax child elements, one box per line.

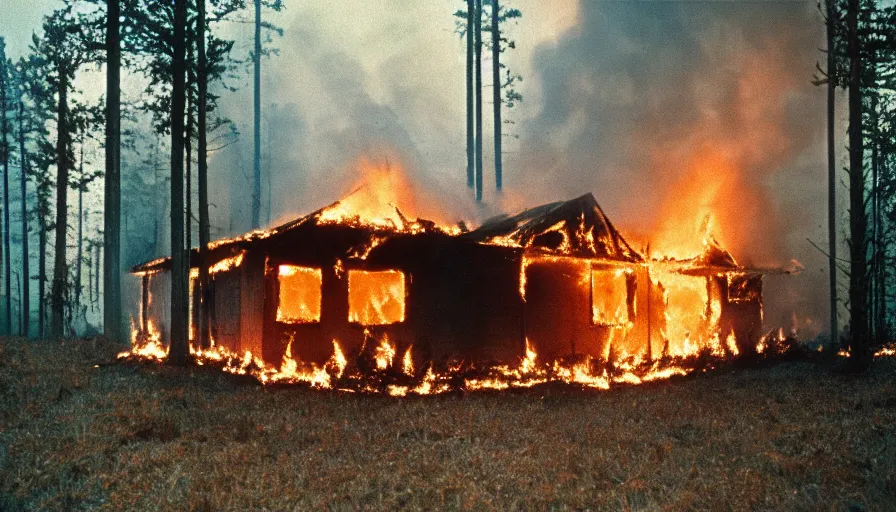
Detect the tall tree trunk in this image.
<box><xmin>38</xmin><ymin>218</ymin><xmax>45</xmax><ymax>338</ymax></box>
<box><xmin>104</xmin><ymin>0</ymin><xmax>122</xmax><ymax>342</ymax></box>
<box><xmin>169</xmin><ymin>0</ymin><xmax>189</xmax><ymax>365</ymax></box>
<box><xmin>474</xmin><ymin>0</ymin><xmax>483</xmax><ymax>202</ymax></box>
<box><xmin>826</xmin><ymin>0</ymin><xmax>838</xmax><ymax>347</ymax></box>
<box><xmin>466</xmin><ymin>0</ymin><xmax>474</xmax><ymax>191</ymax></box>
<box><xmin>94</xmin><ymin>242</ymin><xmax>100</xmax><ymax>310</ymax></box>
<box><xmin>186</xmin><ymin>99</ymin><xmax>193</xmax><ymax>252</ymax></box>
<box><xmin>51</xmin><ymin>73</ymin><xmax>70</xmax><ymax>338</ymax></box>
<box><xmin>492</xmin><ymin>0</ymin><xmax>502</xmax><ymax>193</ymax></box>
<box><xmin>17</xmin><ymin>100</ymin><xmax>29</xmax><ymax>337</ymax></box>
<box><xmin>197</xmin><ymin>0</ymin><xmax>211</xmax><ymax>349</ymax></box>
<box><xmin>186</xmin><ymin>27</ymin><xmax>194</xmax><ymax>254</ymax></box>
<box><xmin>4</xmin><ymin>109</ymin><xmax>11</xmax><ymax>336</ymax></box>
<box><xmin>88</xmin><ymin>243</ymin><xmax>93</xmax><ymax>307</ymax></box>
<box><xmin>846</xmin><ymin>0</ymin><xmax>869</xmax><ymax>369</ymax></box>
<box><xmin>252</xmin><ymin>0</ymin><xmax>262</xmax><ymax>229</ymax></box>
<box><xmin>153</xmin><ymin>148</ymin><xmax>160</xmax><ymax>255</ymax></box>
<box><xmin>75</xmin><ymin>142</ymin><xmax>83</xmax><ymax>311</ymax></box>
<box><xmin>870</xmin><ymin>83</ymin><xmax>881</xmax><ymax>344</ymax></box>
<box><xmin>0</xmin><ymin>53</ymin><xmax>9</xmax><ymax>336</ymax></box>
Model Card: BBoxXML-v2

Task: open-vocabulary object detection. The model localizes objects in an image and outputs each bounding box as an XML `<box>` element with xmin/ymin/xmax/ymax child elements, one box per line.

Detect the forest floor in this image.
<box><xmin>0</xmin><ymin>337</ymin><xmax>894</xmax><ymax>511</ymax></box>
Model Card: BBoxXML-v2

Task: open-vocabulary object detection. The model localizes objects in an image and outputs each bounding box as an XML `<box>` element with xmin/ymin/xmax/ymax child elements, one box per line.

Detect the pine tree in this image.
<box><xmin>31</xmin><ymin>6</ymin><xmax>102</xmax><ymax>338</ymax></box>
<box><xmin>0</xmin><ymin>38</ymin><xmax>11</xmax><ymax>336</ymax></box>
<box><xmin>488</xmin><ymin>0</ymin><xmax>522</xmax><ymax>194</ymax></box>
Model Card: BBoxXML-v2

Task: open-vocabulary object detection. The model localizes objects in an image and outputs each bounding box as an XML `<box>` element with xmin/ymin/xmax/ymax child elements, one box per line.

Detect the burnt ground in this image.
<box><xmin>0</xmin><ymin>337</ymin><xmax>894</xmax><ymax>511</ymax></box>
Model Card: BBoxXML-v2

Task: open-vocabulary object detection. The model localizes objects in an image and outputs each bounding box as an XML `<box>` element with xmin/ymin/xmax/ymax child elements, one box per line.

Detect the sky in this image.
<box><xmin>1</xmin><ymin>0</ymin><xmax>838</xmax><ymax>337</ymax></box>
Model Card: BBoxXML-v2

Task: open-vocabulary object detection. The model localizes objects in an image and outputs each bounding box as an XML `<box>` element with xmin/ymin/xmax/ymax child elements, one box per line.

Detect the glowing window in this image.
<box><xmin>591</xmin><ymin>268</ymin><xmax>630</xmax><ymax>326</ymax></box>
<box><xmin>277</xmin><ymin>265</ymin><xmax>322</xmax><ymax>324</ymax></box>
<box><xmin>348</xmin><ymin>270</ymin><xmax>406</xmax><ymax>325</ymax></box>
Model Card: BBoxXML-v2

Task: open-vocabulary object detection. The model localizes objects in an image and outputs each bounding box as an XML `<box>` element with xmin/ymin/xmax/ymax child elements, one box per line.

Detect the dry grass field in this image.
<box><xmin>0</xmin><ymin>336</ymin><xmax>894</xmax><ymax>511</ymax></box>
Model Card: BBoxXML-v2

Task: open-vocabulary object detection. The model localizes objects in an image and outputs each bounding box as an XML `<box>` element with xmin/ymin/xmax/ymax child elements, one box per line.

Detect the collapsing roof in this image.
<box><xmin>131</xmin><ymin>192</ymin><xmax>794</xmax><ymax>277</ymax></box>
<box><xmin>464</xmin><ymin>193</ymin><xmax>642</xmax><ymax>261</ymax></box>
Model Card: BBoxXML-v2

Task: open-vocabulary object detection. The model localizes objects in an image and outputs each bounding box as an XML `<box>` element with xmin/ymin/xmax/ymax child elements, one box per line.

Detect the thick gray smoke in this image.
<box><xmin>211</xmin><ymin>0</ymin><xmax>833</xmax><ymax>338</ymax></box>
<box><xmin>509</xmin><ymin>1</ymin><xmax>832</xmax><ymax>338</ymax></box>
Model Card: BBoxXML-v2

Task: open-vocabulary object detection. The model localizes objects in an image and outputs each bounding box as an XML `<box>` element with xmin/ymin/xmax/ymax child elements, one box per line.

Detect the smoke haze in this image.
<box><xmin>210</xmin><ymin>0</ymin><xmax>832</xmax><ymax>337</ymax></box>
<box><xmin>0</xmin><ymin>0</ymin><xmax>836</xmax><ymax>337</ymax></box>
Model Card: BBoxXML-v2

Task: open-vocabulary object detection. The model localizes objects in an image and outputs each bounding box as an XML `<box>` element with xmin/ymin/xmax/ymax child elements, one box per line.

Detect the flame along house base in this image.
<box><xmin>130</xmin><ymin>193</ymin><xmax>785</xmax><ymax>373</ymax></box>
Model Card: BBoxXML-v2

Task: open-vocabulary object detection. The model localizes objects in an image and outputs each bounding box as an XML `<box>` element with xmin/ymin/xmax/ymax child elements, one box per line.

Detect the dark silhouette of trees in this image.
<box><xmin>819</xmin><ymin>0</ymin><xmax>896</xmax><ymax>368</ymax></box>
<box><xmin>0</xmin><ymin>37</ymin><xmax>11</xmax><ymax>336</ymax></box>
<box><xmin>30</xmin><ymin>6</ymin><xmax>102</xmax><ymax>338</ymax></box>
<box><xmin>17</xmin><ymin>51</ymin><xmax>56</xmax><ymax>338</ymax></box>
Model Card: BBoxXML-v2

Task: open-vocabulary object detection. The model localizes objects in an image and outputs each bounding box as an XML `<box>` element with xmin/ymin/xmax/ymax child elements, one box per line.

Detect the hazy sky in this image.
<box><xmin>1</xmin><ymin>1</ymin><xmax>835</xmax><ymax>336</ymax></box>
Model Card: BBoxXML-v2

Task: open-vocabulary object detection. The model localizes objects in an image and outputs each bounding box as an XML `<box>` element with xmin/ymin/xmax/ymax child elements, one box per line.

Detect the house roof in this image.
<box><xmin>129</xmin><ymin>197</ymin><xmax>448</xmax><ymax>274</ymax></box>
<box><xmin>131</xmin><ymin>192</ymin><xmax>797</xmax><ymax>276</ymax></box>
<box><xmin>463</xmin><ymin>193</ymin><xmax>644</xmax><ymax>262</ymax></box>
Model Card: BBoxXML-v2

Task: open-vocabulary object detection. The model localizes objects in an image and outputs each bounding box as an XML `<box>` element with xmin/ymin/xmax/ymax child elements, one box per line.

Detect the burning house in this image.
<box><xmin>131</xmin><ymin>192</ymin><xmax>775</xmax><ymax>379</ymax></box>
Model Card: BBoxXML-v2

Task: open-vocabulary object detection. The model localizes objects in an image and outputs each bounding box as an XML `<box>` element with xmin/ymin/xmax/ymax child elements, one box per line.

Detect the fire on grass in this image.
<box><xmin>118</xmin><ymin>320</ymin><xmax>850</xmax><ymax>396</ymax></box>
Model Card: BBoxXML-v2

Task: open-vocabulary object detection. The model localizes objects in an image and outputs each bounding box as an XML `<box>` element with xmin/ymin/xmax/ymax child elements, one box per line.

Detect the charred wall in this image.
<box><xmin>523</xmin><ymin>258</ymin><xmax>611</xmax><ymax>361</ymax></box>
<box><xmin>372</xmin><ymin>235</ymin><xmax>525</xmax><ymax>368</ymax></box>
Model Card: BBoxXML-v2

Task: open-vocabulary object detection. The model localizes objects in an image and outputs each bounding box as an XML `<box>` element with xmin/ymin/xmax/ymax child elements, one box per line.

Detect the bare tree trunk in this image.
<box><xmin>38</xmin><ymin>216</ymin><xmax>45</xmax><ymax>338</ymax></box>
<box><xmin>846</xmin><ymin>0</ymin><xmax>869</xmax><ymax>369</ymax></box>
<box><xmin>104</xmin><ymin>0</ymin><xmax>122</xmax><ymax>342</ymax></box>
<box><xmin>0</xmin><ymin>53</ymin><xmax>9</xmax><ymax>336</ymax></box>
<box><xmin>153</xmin><ymin>148</ymin><xmax>160</xmax><ymax>255</ymax></box>
<box><xmin>104</xmin><ymin>0</ymin><xmax>123</xmax><ymax>341</ymax></box>
<box><xmin>826</xmin><ymin>0</ymin><xmax>838</xmax><ymax>348</ymax></box>
<box><xmin>870</xmin><ymin>81</ymin><xmax>881</xmax><ymax>344</ymax></box>
<box><xmin>186</xmin><ymin>27</ymin><xmax>194</xmax><ymax>253</ymax></box>
<box><xmin>198</xmin><ymin>0</ymin><xmax>212</xmax><ymax>349</ymax></box>
<box><xmin>75</xmin><ymin>141</ymin><xmax>83</xmax><ymax>312</ymax></box>
<box><xmin>186</xmin><ymin>104</ymin><xmax>193</xmax><ymax>251</ymax></box>
<box><xmin>168</xmin><ymin>0</ymin><xmax>189</xmax><ymax>365</ymax></box>
<box><xmin>492</xmin><ymin>0</ymin><xmax>502</xmax><ymax>193</ymax></box>
<box><xmin>95</xmin><ymin>242</ymin><xmax>100</xmax><ymax>308</ymax></box>
<box><xmin>51</xmin><ymin>73</ymin><xmax>70</xmax><ymax>339</ymax></box>
<box><xmin>17</xmin><ymin>100</ymin><xmax>29</xmax><ymax>337</ymax></box>
<box><xmin>87</xmin><ymin>243</ymin><xmax>93</xmax><ymax>307</ymax></box>
<box><xmin>3</xmin><ymin>105</ymin><xmax>10</xmax><ymax>336</ymax></box>
<box><xmin>466</xmin><ymin>0</ymin><xmax>474</xmax><ymax>191</ymax></box>
<box><xmin>474</xmin><ymin>0</ymin><xmax>483</xmax><ymax>202</ymax></box>
<box><xmin>252</xmin><ymin>0</ymin><xmax>262</xmax><ymax>229</ymax></box>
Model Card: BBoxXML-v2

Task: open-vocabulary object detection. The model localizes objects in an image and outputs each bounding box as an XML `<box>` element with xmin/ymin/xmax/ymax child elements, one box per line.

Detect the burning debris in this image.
<box><xmin>123</xmin><ymin>177</ymin><xmax>812</xmax><ymax>394</ymax></box>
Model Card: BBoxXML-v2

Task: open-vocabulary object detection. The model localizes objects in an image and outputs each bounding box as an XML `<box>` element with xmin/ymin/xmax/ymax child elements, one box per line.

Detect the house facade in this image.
<box><xmin>131</xmin><ymin>194</ymin><xmax>767</xmax><ymax>370</ymax></box>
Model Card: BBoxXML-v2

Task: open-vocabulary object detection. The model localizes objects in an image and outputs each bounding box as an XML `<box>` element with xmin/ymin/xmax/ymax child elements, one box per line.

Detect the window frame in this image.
<box><xmin>590</xmin><ymin>264</ymin><xmax>635</xmax><ymax>327</ymax></box>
